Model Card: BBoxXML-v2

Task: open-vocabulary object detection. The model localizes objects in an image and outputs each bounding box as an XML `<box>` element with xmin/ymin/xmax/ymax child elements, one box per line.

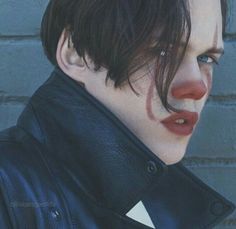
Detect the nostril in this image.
<box><xmin>171</xmin><ymin>81</ymin><xmax>207</xmax><ymax>100</ymax></box>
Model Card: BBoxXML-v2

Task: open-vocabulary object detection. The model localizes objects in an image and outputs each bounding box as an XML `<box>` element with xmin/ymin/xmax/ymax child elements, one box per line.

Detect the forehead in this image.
<box><xmin>188</xmin><ymin>0</ymin><xmax>223</xmax><ymax>50</ymax></box>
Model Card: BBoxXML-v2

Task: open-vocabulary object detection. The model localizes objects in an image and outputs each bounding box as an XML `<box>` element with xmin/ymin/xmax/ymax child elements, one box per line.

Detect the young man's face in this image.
<box><xmin>57</xmin><ymin>0</ymin><xmax>224</xmax><ymax>165</ymax></box>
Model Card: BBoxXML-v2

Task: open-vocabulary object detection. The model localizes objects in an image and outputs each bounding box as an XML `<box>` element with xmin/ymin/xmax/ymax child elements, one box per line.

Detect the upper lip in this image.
<box><xmin>161</xmin><ymin>110</ymin><xmax>199</xmax><ymax>126</ymax></box>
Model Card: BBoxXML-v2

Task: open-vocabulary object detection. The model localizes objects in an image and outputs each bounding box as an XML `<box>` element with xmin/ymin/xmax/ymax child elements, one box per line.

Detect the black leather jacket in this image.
<box><xmin>0</xmin><ymin>67</ymin><xmax>235</xmax><ymax>229</ymax></box>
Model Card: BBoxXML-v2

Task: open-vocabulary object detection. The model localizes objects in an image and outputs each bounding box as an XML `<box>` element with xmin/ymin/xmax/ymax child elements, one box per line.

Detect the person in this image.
<box><xmin>0</xmin><ymin>0</ymin><xmax>235</xmax><ymax>228</ymax></box>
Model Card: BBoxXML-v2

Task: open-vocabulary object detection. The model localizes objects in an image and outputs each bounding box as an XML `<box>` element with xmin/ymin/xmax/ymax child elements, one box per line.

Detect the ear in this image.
<box><xmin>56</xmin><ymin>29</ymin><xmax>87</xmax><ymax>83</ymax></box>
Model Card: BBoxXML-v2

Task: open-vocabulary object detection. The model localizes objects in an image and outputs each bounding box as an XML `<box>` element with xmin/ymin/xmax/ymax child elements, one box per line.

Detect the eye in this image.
<box><xmin>197</xmin><ymin>55</ymin><xmax>218</xmax><ymax>65</ymax></box>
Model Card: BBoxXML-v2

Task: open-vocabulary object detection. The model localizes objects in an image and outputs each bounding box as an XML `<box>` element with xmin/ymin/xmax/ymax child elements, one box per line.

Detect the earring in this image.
<box><xmin>160</xmin><ymin>51</ymin><xmax>166</xmax><ymax>56</ymax></box>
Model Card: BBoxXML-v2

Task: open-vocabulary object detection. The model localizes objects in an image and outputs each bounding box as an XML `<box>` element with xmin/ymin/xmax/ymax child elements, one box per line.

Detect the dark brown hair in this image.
<box><xmin>41</xmin><ymin>0</ymin><xmax>227</xmax><ymax>112</ymax></box>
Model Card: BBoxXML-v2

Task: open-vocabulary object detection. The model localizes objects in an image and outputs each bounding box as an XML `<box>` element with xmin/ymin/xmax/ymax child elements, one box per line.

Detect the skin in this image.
<box><xmin>146</xmin><ymin>77</ymin><xmax>157</xmax><ymax>121</ymax></box>
<box><xmin>207</xmin><ymin>25</ymin><xmax>219</xmax><ymax>95</ymax></box>
<box><xmin>214</xmin><ymin>25</ymin><xmax>219</xmax><ymax>48</ymax></box>
<box><xmin>56</xmin><ymin>0</ymin><xmax>224</xmax><ymax>165</ymax></box>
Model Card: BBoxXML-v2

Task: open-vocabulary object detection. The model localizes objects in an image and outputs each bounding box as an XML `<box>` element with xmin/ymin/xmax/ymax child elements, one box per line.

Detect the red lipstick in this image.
<box><xmin>161</xmin><ymin>111</ymin><xmax>199</xmax><ymax>136</ymax></box>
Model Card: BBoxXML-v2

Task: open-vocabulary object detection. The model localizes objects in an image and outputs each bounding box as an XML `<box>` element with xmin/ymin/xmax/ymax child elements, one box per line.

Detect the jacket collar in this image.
<box><xmin>17</xmin><ymin>67</ymin><xmax>235</xmax><ymax>227</ymax></box>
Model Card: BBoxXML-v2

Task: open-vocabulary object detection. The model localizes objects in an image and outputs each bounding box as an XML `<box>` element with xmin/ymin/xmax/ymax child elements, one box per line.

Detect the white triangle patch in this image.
<box><xmin>126</xmin><ymin>201</ymin><xmax>155</xmax><ymax>228</ymax></box>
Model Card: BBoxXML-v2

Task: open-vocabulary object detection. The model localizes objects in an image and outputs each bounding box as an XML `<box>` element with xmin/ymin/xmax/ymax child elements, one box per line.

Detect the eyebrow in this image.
<box><xmin>200</xmin><ymin>24</ymin><xmax>224</xmax><ymax>56</ymax></box>
<box><xmin>179</xmin><ymin>42</ymin><xmax>224</xmax><ymax>56</ymax></box>
<box><xmin>204</xmin><ymin>47</ymin><xmax>224</xmax><ymax>56</ymax></box>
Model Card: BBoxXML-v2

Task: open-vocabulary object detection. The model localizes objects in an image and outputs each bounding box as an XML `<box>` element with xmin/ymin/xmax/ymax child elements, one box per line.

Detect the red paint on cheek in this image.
<box><xmin>146</xmin><ymin>79</ymin><xmax>157</xmax><ymax>121</ymax></box>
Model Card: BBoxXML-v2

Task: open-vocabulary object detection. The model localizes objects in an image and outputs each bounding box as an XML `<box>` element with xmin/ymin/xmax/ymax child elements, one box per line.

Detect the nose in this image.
<box><xmin>171</xmin><ymin>80</ymin><xmax>207</xmax><ymax>100</ymax></box>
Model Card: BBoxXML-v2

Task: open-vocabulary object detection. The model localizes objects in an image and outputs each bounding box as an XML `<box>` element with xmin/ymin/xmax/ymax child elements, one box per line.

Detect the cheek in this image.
<box><xmin>146</xmin><ymin>79</ymin><xmax>157</xmax><ymax>121</ymax></box>
<box><xmin>202</xmin><ymin>66</ymin><xmax>213</xmax><ymax>95</ymax></box>
<box><xmin>206</xmin><ymin>73</ymin><xmax>212</xmax><ymax>95</ymax></box>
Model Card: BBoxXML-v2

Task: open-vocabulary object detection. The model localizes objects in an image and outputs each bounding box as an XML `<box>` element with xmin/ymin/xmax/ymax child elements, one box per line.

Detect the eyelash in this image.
<box><xmin>197</xmin><ymin>55</ymin><xmax>219</xmax><ymax>66</ymax></box>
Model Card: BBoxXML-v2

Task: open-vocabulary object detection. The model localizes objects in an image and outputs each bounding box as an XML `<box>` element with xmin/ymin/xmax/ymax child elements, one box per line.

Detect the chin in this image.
<box><xmin>164</xmin><ymin>152</ymin><xmax>186</xmax><ymax>165</ymax></box>
<box><xmin>158</xmin><ymin>141</ymin><xmax>188</xmax><ymax>165</ymax></box>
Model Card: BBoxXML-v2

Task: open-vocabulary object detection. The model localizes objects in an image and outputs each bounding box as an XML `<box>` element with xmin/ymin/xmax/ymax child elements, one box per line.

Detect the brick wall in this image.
<box><xmin>0</xmin><ymin>0</ymin><xmax>52</xmax><ymax>130</ymax></box>
<box><xmin>0</xmin><ymin>1</ymin><xmax>235</xmax><ymax>227</ymax></box>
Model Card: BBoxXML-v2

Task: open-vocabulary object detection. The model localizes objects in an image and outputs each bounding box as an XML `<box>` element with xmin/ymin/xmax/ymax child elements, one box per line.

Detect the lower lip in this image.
<box><xmin>161</xmin><ymin>122</ymin><xmax>195</xmax><ymax>136</ymax></box>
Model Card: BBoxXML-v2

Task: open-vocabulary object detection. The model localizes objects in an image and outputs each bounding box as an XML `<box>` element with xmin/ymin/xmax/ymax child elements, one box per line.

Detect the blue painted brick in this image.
<box><xmin>0</xmin><ymin>39</ymin><xmax>53</xmax><ymax>96</ymax></box>
<box><xmin>227</xmin><ymin>0</ymin><xmax>236</xmax><ymax>34</ymax></box>
<box><xmin>0</xmin><ymin>0</ymin><xmax>48</xmax><ymax>36</ymax></box>
<box><xmin>0</xmin><ymin>104</ymin><xmax>25</xmax><ymax>131</ymax></box>
<box><xmin>187</xmin><ymin>102</ymin><xmax>236</xmax><ymax>158</ymax></box>
<box><xmin>211</xmin><ymin>41</ymin><xmax>236</xmax><ymax>96</ymax></box>
<box><xmin>215</xmin><ymin>224</ymin><xmax>236</xmax><ymax>229</ymax></box>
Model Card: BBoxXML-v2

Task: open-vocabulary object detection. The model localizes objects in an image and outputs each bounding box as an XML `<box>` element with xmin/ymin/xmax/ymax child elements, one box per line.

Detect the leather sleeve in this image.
<box><xmin>0</xmin><ymin>184</ymin><xmax>14</xmax><ymax>228</ymax></box>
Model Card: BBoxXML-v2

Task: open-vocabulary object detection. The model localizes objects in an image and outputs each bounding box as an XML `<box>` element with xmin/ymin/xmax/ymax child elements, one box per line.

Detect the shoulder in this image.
<box><xmin>0</xmin><ymin>126</ymin><xmax>117</xmax><ymax>229</ymax></box>
<box><xmin>0</xmin><ymin>126</ymin><xmax>61</xmax><ymax>227</ymax></box>
<box><xmin>0</xmin><ymin>124</ymin><xmax>52</xmax><ymax>192</ymax></box>
<box><xmin>0</xmin><ymin>126</ymin><xmax>46</xmax><ymax>173</ymax></box>
<box><xmin>0</xmin><ymin>126</ymin><xmax>57</xmax><ymax>193</ymax></box>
